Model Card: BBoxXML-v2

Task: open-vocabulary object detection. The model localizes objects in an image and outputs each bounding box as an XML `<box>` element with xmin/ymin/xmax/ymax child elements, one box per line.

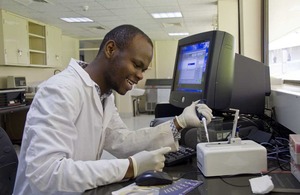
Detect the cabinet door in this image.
<box><xmin>2</xmin><ymin>11</ymin><xmax>29</xmax><ymax>65</ymax></box>
<box><xmin>46</xmin><ymin>25</ymin><xmax>62</xmax><ymax>67</ymax></box>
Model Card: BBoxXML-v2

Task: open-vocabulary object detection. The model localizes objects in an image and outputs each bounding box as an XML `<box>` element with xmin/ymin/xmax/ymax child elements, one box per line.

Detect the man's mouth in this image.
<box><xmin>127</xmin><ymin>79</ymin><xmax>136</xmax><ymax>86</ymax></box>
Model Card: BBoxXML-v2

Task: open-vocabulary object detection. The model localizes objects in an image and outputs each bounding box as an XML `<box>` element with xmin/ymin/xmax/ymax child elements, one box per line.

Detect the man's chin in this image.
<box><xmin>115</xmin><ymin>89</ymin><xmax>127</xmax><ymax>95</ymax></box>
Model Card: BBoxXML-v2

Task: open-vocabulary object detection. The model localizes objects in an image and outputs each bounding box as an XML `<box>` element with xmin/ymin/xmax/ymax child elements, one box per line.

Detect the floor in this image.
<box><xmin>121</xmin><ymin>113</ymin><xmax>155</xmax><ymax>130</ymax></box>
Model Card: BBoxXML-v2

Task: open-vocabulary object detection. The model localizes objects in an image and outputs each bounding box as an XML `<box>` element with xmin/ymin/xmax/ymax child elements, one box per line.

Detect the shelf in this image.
<box><xmin>29</xmin><ymin>49</ymin><xmax>46</xmax><ymax>54</ymax></box>
<box><xmin>79</xmin><ymin>48</ymin><xmax>99</xmax><ymax>51</ymax></box>
<box><xmin>28</xmin><ymin>21</ymin><xmax>46</xmax><ymax>65</ymax></box>
<box><xmin>29</xmin><ymin>33</ymin><xmax>45</xmax><ymax>39</ymax></box>
<box><xmin>30</xmin><ymin>52</ymin><xmax>46</xmax><ymax>65</ymax></box>
<box><xmin>0</xmin><ymin>63</ymin><xmax>57</xmax><ymax>68</ymax></box>
<box><xmin>28</xmin><ymin>22</ymin><xmax>45</xmax><ymax>37</ymax></box>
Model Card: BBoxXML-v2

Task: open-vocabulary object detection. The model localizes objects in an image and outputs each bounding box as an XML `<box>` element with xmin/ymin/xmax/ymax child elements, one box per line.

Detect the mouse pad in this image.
<box><xmin>112</xmin><ymin>178</ymin><xmax>203</xmax><ymax>195</ymax></box>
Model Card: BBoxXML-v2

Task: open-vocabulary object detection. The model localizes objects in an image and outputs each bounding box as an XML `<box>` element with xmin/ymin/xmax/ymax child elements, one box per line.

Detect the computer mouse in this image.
<box><xmin>135</xmin><ymin>170</ymin><xmax>173</xmax><ymax>186</ymax></box>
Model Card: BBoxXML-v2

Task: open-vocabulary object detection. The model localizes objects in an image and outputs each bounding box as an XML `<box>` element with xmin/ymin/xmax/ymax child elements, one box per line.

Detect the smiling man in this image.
<box><xmin>13</xmin><ymin>24</ymin><xmax>213</xmax><ymax>194</ymax></box>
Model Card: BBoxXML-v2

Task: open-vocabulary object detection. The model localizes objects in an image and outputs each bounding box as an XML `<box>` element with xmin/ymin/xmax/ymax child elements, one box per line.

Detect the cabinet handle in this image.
<box><xmin>55</xmin><ymin>55</ymin><xmax>59</xmax><ymax>60</ymax></box>
<box><xmin>18</xmin><ymin>49</ymin><xmax>22</xmax><ymax>56</ymax></box>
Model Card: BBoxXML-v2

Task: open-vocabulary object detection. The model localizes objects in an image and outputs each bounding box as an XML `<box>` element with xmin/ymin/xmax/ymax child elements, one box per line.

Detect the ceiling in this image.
<box><xmin>0</xmin><ymin>0</ymin><xmax>217</xmax><ymax>40</ymax></box>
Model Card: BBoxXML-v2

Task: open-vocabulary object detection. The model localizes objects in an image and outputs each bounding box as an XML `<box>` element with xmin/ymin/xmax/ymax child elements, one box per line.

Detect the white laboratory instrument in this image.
<box><xmin>196</xmin><ymin>109</ymin><xmax>267</xmax><ymax>177</ymax></box>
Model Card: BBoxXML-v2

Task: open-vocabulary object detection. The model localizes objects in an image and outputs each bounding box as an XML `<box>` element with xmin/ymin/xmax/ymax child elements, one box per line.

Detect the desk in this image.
<box><xmin>84</xmin><ymin>157</ymin><xmax>300</xmax><ymax>195</ymax></box>
<box><xmin>0</xmin><ymin>105</ymin><xmax>30</xmax><ymax>144</ymax></box>
<box><xmin>0</xmin><ymin>105</ymin><xmax>30</xmax><ymax>115</ymax></box>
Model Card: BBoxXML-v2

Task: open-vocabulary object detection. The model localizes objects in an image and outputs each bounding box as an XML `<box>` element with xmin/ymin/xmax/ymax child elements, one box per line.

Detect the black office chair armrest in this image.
<box><xmin>0</xmin><ymin>127</ymin><xmax>19</xmax><ymax>194</ymax></box>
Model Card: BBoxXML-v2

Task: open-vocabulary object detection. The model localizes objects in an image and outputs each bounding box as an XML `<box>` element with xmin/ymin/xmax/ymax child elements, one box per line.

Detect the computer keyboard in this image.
<box><xmin>164</xmin><ymin>145</ymin><xmax>196</xmax><ymax>166</ymax></box>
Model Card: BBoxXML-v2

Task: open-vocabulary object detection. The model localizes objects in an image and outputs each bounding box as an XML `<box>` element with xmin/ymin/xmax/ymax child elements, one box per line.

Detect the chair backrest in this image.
<box><xmin>154</xmin><ymin>103</ymin><xmax>183</xmax><ymax>118</ymax></box>
<box><xmin>0</xmin><ymin>127</ymin><xmax>19</xmax><ymax>195</ymax></box>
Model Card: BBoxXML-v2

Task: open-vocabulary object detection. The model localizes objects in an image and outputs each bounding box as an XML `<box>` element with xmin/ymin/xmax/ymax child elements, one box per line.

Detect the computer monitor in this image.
<box><xmin>169</xmin><ymin>30</ymin><xmax>235</xmax><ymax>111</ymax></box>
<box><xmin>230</xmin><ymin>53</ymin><xmax>271</xmax><ymax>116</ymax></box>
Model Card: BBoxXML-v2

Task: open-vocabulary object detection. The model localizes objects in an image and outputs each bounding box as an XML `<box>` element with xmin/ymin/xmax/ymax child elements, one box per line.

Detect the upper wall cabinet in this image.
<box><xmin>79</xmin><ymin>39</ymin><xmax>102</xmax><ymax>63</ymax></box>
<box><xmin>0</xmin><ymin>10</ymin><xmax>30</xmax><ymax>65</ymax></box>
<box><xmin>28</xmin><ymin>21</ymin><xmax>46</xmax><ymax>65</ymax></box>
<box><xmin>0</xmin><ymin>10</ymin><xmax>63</xmax><ymax>67</ymax></box>
<box><xmin>46</xmin><ymin>25</ymin><xmax>62</xmax><ymax>67</ymax></box>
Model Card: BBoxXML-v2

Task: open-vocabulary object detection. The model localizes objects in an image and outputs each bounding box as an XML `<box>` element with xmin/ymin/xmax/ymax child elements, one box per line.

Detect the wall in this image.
<box><xmin>218</xmin><ymin>0</ymin><xmax>262</xmax><ymax>61</ymax></box>
<box><xmin>61</xmin><ymin>35</ymin><xmax>79</xmax><ymax>69</ymax></box>
<box><xmin>218</xmin><ymin>0</ymin><xmax>239</xmax><ymax>53</ymax></box>
<box><xmin>239</xmin><ymin>0</ymin><xmax>263</xmax><ymax>61</ymax></box>
<box><xmin>154</xmin><ymin>40</ymin><xmax>178</xmax><ymax>79</ymax></box>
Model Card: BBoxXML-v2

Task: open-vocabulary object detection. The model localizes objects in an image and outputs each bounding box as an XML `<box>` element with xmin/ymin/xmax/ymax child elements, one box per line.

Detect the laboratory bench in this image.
<box><xmin>83</xmin><ymin>156</ymin><xmax>300</xmax><ymax>195</ymax></box>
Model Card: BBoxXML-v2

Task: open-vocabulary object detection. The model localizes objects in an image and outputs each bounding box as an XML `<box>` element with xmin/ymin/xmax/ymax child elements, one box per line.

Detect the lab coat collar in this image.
<box><xmin>69</xmin><ymin>58</ymin><xmax>105</xmax><ymax>116</ymax></box>
<box><xmin>69</xmin><ymin>58</ymin><xmax>94</xmax><ymax>87</ymax></box>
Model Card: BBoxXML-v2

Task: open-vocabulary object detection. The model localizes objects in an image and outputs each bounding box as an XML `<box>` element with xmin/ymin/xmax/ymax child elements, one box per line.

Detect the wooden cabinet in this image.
<box><xmin>0</xmin><ymin>10</ymin><xmax>63</xmax><ymax>67</ymax></box>
<box><xmin>0</xmin><ymin>10</ymin><xmax>29</xmax><ymax>65</ymax></box>
<box><xmin>28</xmin><ymin>21</ymin><xmax>46</xmax><ymax>65</ymax></box>
<box><xmin>46</xmin><ymin>25</ymin><xmax>62</xmax><ymax>67</ymax></box>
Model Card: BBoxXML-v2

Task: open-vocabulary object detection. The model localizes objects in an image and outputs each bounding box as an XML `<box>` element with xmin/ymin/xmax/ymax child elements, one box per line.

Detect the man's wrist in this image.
<box><xmin>124</xmin><ymin>157</ymin><xmax>134</xmax><ymax>179</ymax></box>
<box><xmin>173</xmin><ymin>118</ymin><xmax>183</xmax><ymax>131</ymax></box>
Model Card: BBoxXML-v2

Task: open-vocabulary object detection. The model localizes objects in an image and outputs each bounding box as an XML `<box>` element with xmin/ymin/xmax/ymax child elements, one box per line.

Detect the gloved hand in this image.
<box><xmin>130</xmin><ymin>147</ymin><xmax>171</xmax><ymax>177</ymax></box>
<box><xmin>175</xmin><ymin>101</ymin><xmax>213</xmax><ymax>128</ymax></box>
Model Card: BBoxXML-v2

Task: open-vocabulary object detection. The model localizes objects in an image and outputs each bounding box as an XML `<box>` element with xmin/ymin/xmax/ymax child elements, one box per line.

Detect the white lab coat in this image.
<box><xmin>13</xmin><ymin>59</ymin><xmax>178</xmax><ymax>195</ymax></box>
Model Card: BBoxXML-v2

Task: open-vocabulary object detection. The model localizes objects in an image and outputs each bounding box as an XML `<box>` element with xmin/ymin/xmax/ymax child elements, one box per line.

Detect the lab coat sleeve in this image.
<box><xmin>103</xmin><ymin>110</ymin><xmax>179</xmax><ymax>158</ymax></box>
<box><xmin>22</xmin><ymin>84</ymin><xmax>129</xmax><ymax>193</ymax></box>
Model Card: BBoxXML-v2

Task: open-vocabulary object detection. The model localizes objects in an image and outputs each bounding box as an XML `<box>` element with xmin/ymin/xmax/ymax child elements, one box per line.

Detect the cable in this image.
<box><xmin>172</xmin><ymin>171</ymin><xmax>202</xmax><ymax>181</ymax></box>
<box><xmin>239</xmin><ymin>115</ymin><xmax>261</xmax><ymax>128</ymax></box>
<box><xmin>219</xmin><ymin>176</ymin><xmax>251</xmax><ymax>187</ymax></box>
<box><xmin>263</xmin><ymin>161</ymin><xmax>291</xmax><ymax>175</ymax></box>
<box><xmin>262</xmin><ymin>136</ymin><xmax>291</xmax><ymax>172</ymax></box>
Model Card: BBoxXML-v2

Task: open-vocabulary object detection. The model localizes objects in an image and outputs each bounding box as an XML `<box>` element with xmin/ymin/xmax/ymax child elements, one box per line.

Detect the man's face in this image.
<box><xmin>106</xmin><ymin>35</ymin><xmax>153</xmax><ymax>95</ymax></box>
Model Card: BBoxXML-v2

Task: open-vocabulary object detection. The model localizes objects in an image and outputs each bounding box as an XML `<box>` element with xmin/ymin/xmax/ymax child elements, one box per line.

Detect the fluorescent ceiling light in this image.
<box><xmin>151</xmin><ymin>12</ymin><xmax>182</xmax><ymax>19</ymax></box>
<box><xmin>60</xmin><ymin>17</ymin><xmax>93</xmax><ymax>23</ymax></box>
<box><xmin>168</xmin><ymin>32</ymin><xmax>189</xmax><ymax>36</ymax></box>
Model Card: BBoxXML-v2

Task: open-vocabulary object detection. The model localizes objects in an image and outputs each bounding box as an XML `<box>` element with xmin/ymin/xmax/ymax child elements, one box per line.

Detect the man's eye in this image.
<box><xmin>134</xmin><ymin>63</ymin><xmax>142</xmax><ymax>69</ymax></box>
<box><xmin>133</xmin><ymin>62</ymin><xmax>147</xmax><ymax>72</ymax></box>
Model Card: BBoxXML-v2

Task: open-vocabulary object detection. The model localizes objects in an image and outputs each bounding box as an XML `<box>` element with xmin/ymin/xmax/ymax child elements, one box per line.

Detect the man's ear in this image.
<box><xmin>104</xmin><ymin>40</ymin><xmax>116</xmax><ymax>58</ymax></box>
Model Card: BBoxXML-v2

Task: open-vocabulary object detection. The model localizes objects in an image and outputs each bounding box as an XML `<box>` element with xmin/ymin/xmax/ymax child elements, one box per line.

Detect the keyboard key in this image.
<box><xmin>164</xmin><ymin>145</ymin><xmax>196</xmax><ymax>166</ymax></box>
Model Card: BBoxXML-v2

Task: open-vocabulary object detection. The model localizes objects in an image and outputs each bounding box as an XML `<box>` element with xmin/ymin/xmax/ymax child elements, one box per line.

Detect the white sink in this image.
<box><xmin>130</xmin><ymin>88</ymin><xmax>145</xmax><ymax>97</ymax></box>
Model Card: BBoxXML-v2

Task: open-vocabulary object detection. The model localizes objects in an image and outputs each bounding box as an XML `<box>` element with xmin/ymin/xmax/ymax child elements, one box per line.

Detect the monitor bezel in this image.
<box><xmin>169</xmin><ymin>31</ymin><xmax>219</xmax><ymax>108</ymax></box>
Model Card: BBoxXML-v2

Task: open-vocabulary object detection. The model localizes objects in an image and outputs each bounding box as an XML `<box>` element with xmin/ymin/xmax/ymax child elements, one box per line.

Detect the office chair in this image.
<box><xmin>0</xmin><ymin>127</ymin><xmax>19</xmax><ymax>195</ymax></box>
<box><xmin>154</xmin><ymin>103</ymin><xmax>183</xmax><ymax>118</ymax></box>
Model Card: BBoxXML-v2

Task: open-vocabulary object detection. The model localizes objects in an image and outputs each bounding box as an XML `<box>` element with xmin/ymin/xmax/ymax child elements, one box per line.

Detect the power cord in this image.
<box><xmin>262</xmin><ymin>137</ymin><xmax>290</xmax><ymax>171</ymax></box>
<box><xmin>172</xmin><ymin>171</ymin><xmax>202</xmax><ymax>181</ymax></box>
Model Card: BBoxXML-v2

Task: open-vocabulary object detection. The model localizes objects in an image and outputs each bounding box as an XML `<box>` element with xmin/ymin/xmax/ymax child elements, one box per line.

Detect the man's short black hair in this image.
<box><xmin>98</xmin><ymin>24</ymin><xmax>153</xmax><ymax>53</ymax></box>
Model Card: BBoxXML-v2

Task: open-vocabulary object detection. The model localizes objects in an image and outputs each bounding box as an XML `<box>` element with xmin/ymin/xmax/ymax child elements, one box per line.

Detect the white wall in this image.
<box><xmin>154</xmin><ymin>40</ymin><xmax>177</xmax><ymax>79</ymax></box>
<box><xmin>218</xmin><ymin>0</ymin><xmax>262</xmax><ymax>61</ymax></box>
<box><xmin>218</xmin><ymin>0</ymin><xmax>239</xmax><ymax>53</ymax></box>
<box><xmin>0</xmin><ymin>66</ymin><xmax>54</xmax><ymax>88</ymax></box>
<box><xmin>239</xmin><ymin>0</ymin><xmax>263</xmax><ymax>61</ymax></box>
<box><xmin>61</xmin><ymin>35</ymin><xmax>79</xmax><ymax>69</ymax></box>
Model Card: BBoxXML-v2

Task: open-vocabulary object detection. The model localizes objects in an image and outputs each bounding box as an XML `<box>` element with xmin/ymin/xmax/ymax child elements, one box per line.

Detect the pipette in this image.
<box><xmin>195</xmin><ymin>108</ymin><xmax>210</xmax><ymax>142</ymax></box>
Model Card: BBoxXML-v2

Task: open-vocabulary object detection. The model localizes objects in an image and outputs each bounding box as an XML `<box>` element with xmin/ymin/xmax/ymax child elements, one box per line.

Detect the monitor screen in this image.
<box><xmin>174</xmin><ymin>40</ymin><xmax>210</xmax><ymax>95</ymax></box>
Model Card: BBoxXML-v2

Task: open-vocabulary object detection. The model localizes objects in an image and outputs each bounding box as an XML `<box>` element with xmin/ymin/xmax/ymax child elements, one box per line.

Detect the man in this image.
<box><xmin>13</xmin><ymin>24</ymin><xmax>212</xmax><ymax>194</ymax></box>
